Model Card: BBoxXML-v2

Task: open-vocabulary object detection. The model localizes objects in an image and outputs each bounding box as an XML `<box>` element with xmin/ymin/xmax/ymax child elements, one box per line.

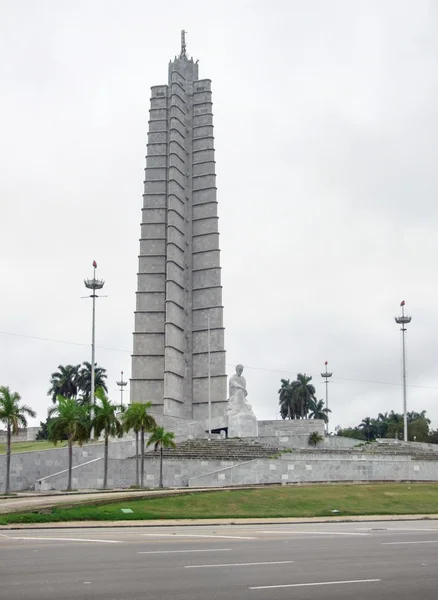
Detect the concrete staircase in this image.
<box><xmin>141</xmin><ymin>438</ymin><xmax>279</xmax><ymax>460</ymax></box>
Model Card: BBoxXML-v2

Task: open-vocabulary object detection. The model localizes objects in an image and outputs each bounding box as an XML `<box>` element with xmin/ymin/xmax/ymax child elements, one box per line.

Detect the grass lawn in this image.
<box><xmin>1</xmin><ymin>483</ymin><xmax>438</xmax><ymax>525</ymax></box>
<box><xmin>0</xmin><ymin>440</ymin><xmax>68</xmax><ymax>454</ymax></box>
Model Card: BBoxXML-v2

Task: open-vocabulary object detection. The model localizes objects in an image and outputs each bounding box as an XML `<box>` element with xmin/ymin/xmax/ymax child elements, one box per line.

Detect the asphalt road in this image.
<box><xmin>1</xmin><ymin>520</ymin><xmax>437</xmax><ymax>599</ymax></box>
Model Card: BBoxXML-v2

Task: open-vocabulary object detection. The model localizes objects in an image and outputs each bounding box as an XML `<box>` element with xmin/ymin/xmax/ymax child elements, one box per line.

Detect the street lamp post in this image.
<box><xmin>321</xmin><ymin>361</ymin><xmax>333</xmax><ymax>435</ymax></box>
<box><xmin>395</xmin><ymin>300</ymin><xmax>412</xmax><ymax>442</ymax></box>
<box><xmin>116</xmin><ymin>371</ymin><xmax>128</xmax><ymax>407</ymax></box>
<box><xmin>84</xmin><ymin>261</ymin><xmax>105</xmax><ymax>433</ymax></box>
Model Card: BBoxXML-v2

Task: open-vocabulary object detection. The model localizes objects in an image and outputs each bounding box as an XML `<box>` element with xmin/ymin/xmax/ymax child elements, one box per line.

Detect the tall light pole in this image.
<box><xmin>84</xmin><ymin>261</ymin><xmax>105</xmax><ymax>432</ymax></box>
<box><xmin>116</xmin><ymin>370</ymin><xmax>128</xmax><ymax>407</ymax></box>
<box><xmin>395</xmin><ymin>300</ymin><xmax>411</xmax><ymax>442</ymax></box>
<box><xmin>321</xmin><ymin>361</ymin><xmax>333</xmax><ymax>435</ymax></box>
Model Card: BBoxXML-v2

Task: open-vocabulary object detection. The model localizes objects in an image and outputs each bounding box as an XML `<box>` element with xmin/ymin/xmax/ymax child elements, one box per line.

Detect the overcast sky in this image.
<box><xmin>1</xmin><ymin>0</ymin><xmax>437</xmax><ymax>431</ymax></box>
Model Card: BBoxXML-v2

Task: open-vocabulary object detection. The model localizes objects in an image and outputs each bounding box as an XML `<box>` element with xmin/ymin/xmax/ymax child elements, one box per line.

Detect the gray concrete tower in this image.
<box><xmin>130</xmin><ymin>33</ymin><xmax>227</xmax><ymax>420</ymax></box>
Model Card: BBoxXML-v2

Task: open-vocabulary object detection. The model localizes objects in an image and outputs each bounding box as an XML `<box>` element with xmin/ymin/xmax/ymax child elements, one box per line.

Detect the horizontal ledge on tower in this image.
<box><xmin>192</xmin><ymin>187</ymin><xmax>218</xmax><ymax>193</ymax></box>
<box><xmin>193</xmin><ymin>136</ymin><xmax>215</xmax><ymax>142</ymax></box>
<box><xmin>192</xmin><ymin>266</ymin><xmax>221</xmax><ymax>273</ymax></box>
<box><xmin>192</xmin><ymin>248</ymin><xmax>220</xmax><ymax>255</ymax></box>
<box><xmin>164</xmin><ymin>321</ymin><xmax>184</xmax><ymax>331</ymax></box>
<box><xmin>192</xmin><ymin>374</ymin><xmax>227</xmax><ymax>380</ymax></box>
<box><xmin>166</xmin><ymin>243</ymin><xmax>185</xmax><ymax>253</ymax></box>
<box><xmin>192</xmin><ymin>326</ymin><xmax>225</xmax><ymax>333</ymax></box>
<box><xmin>129</xmin><ymin>377</ymin><xmax>164</xmax><ymax>381</ymax></box>
<box><xmin>192</xmin><ymin>305</ymin><xmax>224</xmax><ymax>311</ymax></box>
<box><xmin>131</xmin><ymin>353</ymin><xmax>164</xmax><ymax>358</ymax></box>
<box><xmin>192</xmin><ymin>233</ymin><xmax>219</xmax><ymax>240</ymax></box>
<box><xmin>133</xmin><ymin>330</ymin><xmax>164</xmax><ymax>335</ymax></box>
<box><xmin>193</xmin><ymin>159</ymin><xmax>216</xmax><ymax>166</ymax></box>
<box><xmin>192</xmin><ymin>285</ymin><xmax>222</xmax><ymax>292</ymax></box>
<box><xmin>192</xmin><ymin>215</ymin><xmax>219</xmax><ymax>222</ymax></box>
<box><xmin>164</xmin><ymin>299</ymin><xmax>185</xmax><ymax>310</ymax></box>
<box><xmin>138</xmin><ymin>271</ymin><xmax>166</xmax><ymax>275</ymax></box>
<box><xmin>134</xmin><ymin>309</ymin><xmax>165</xmax><ymax>314</ymax></box>
<box><xmin>192</xmin><ymin>174</ymin><xmax>216</xmax><ymax>179</ymax></box>
<box><xmin>192</xmin><ymin>349</ymin><xmax>225</xmax><ymax>356</ymax></box>
<box><xmin>163</xmin><ymin>344</ymin><xmax>184</xmax><ymax>354</ymax></box>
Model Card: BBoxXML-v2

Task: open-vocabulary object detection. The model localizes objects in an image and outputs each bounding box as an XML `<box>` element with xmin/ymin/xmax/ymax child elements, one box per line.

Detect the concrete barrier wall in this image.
<box><xmin>188</xmin><ymin>453</ymin><xmax>438</xmax><ymax>487</ymax></box>
<box><xmin>0</xmin><ymin>438</ymin><xmax>138</xmax><ymax>492</ymax></box>
<box><xmin>0</xmin><ymin>427</ymin><xmax>41</xmax><ymax>443</ymax></box>
<box><xmin>33</xmin><ymin>451</ymin><xmax>438</xmax><ymax>491</ymax></box>
<box><xmin>35</xmin><ymin>457</ymin><xmax>241</xmax><ymax>491</ymax></box>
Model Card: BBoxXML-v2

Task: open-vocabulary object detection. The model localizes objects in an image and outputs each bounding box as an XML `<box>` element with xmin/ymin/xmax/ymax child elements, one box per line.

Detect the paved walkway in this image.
<box><xmin>0</xmin><ymin>488</ymin><xmax>216</xmax><ymax>514</ymax></box>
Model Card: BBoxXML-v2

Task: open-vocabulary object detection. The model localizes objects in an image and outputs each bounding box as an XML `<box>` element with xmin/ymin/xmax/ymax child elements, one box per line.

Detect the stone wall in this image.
<box><xmin>36</xmin><ymin>457</ymin><xmax>240</xmax><ymax>491</ymax></box>
<box><xmin>0</xmin><ymin>438</ymin><xmax>138</xmax><ymax>492</ymax></box>
<box><xmin>32</xmin><ymin>451</ymin><xmax>438</xmax><ymax>491</ymax></box>
<box><xmin>188</xmin><ymin>453</ymin><xmax>438</xmax><ymax>487</ymax></box>
<box><xmin>0</xmin><ymin>427</ymin><xmax>41</xmax><ymax>443</ymax></box>
<box><xmin>257</xmin><ymin>419</ymin><xmax>325</xmax><ymax>448</ymax></box>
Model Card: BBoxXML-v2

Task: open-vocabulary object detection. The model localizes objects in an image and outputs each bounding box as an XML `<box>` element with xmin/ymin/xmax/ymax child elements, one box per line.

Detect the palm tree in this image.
<box><xmin>91</xmin><ymin>389</ymin><xmax>123</xmax><ymax>489</ymax></box>
<box><xmin>308</xmin><ymin>431</ymin><xmax>324</xmax><ymax>447</ymax></box>
<box><xmin>77</xmin><ymin>362</ymin><xmax>108</xmax><ymax>405</ymax></box>
<box><xmin>48</xmin><ymin>396</ymin><xmax>90</xmax><ymax>491</ymax></box>
<box><xmin>278</xmin><ymin>379</ymin><xmax>297</xmax><ymax>419</ymax></box>
<box><xmin>47</xmin><ymin>364</ymin><xmax>80</xmax><ymax>403</ymax></box>
<box><xmin>308</xmin><ymin>398</ymin><xmax>331</xmax><ymax>422</ymax></box>
<box><xmin>0</xmin><ymin>386</ymin><xmax>36</xmax><ymax>494</ymax></box>
<box><xmin>122</xmin><ymin>402</ymin><xmax>156</xmax><ymax>488</ymax></box>
<box><xmin>291</xmin><ymin>373</ymin><xmax>316</xmax><ymax>419</ymax></box>
<box><xmin>359</xmin><ymin>417</ymin><xmax>375</xmax><ymax>442</ymax></box>
<box><xmin>147</xmin><ymin>426</ymin><xmax>176</xmax><ymax>488</ymax></box>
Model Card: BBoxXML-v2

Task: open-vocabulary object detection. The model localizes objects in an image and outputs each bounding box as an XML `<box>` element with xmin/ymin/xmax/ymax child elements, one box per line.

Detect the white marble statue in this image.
<box><xmin>227</xmin><ymin>365</ymin><xmax>258</xmax><ymax>437</ymax></box>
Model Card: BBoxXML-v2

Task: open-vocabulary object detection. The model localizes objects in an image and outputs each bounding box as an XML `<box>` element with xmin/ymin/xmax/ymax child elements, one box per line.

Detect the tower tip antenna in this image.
<box><xmin>180</xmin><ymin>29</ymin><xmax>187</xmax><ymax>58</ymax></box>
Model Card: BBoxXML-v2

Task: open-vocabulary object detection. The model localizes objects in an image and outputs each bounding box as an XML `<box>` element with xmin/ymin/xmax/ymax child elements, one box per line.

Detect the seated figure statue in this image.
<box><xmin>227</xmin><ymin>365</ymin><xmax>258</xmax><ymax>437</ymax></box>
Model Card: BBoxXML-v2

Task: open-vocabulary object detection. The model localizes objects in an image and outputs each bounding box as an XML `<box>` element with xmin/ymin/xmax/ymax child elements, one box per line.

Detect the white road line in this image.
<box><xmin>138</xmin><ymin>548</ymin><xmax>231</xmax><ymax>554</ymax></box>
<box><xmin>256</xmin><ymin>530</ymin><xmax>369</xmax><ymax>536</ymax></box>
<box><xmin>6</xmin><ymin>536</ymin><xmax>122</xmax><ymax>544</ymax></box>
<box><xmin>385</xmin><ymin>528</ymin><xmax>438</xmax><ymax>532</ymax></box>
<box><xmin>185</xmin><ymin>560</ymin><xmax>294</xmax><ymax>569</ymax></box>
<box><xmin>250</xmin><ymin>578</ymin><xmax>381</xmax><ymax>590</ymax></box>
<box><xmin>141</xmin><ymin>533</ymin><xmax>255</xmax><ymax>539</ymax></box>
<box><xmin>382</xmin><ymin>540</ymin><xmax>438</xmax><ymax>546</ymax></box>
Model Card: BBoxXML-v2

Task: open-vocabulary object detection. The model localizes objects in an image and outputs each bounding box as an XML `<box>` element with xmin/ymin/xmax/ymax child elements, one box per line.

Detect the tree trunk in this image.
<box><xmin>67</xmin><ymin>436</ymin><xmax>73</xmax><ymax>491</ymax></box>
<box><xmin>5</xmin><ymin>423</ymin><xmax>11</xmax><ymax>495</ymax></box>
<box><xmin>140</xmin><ymin>427</ymin><xmax>145</xmax><ymax>488</ymax></box>
<box><xmin>135</xmin><ymin>431</ymin><xmax>139</xmax><ymax>487</ymax></box>
<box><xmin>159</xmin><ymin>445</ymin><xmax>163</xmax><ymax>488</ymax></box>
<box><xmin>103</xmin><ymin>432</ymin><xmax>108</xmax><ymax>489</ymax></box>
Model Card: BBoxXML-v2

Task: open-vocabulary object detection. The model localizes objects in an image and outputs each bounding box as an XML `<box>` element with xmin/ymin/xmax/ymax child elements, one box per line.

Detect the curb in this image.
<box><xmin>1</xmin><ymin>514</ymin><xmax>438</xmax><ymax>530</ymax></box>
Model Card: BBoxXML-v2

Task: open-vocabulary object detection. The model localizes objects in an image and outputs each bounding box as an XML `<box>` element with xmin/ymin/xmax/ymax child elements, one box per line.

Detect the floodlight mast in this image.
<box><xmin>84</xmin><ymin>261</ymin><xmax>105</xmax><ymax>434</ymax></box>
<box><xmin>321</xmin><ymin>361</ymin><xmax>333</xmax><ymax>435</ymax></box>
<box><xmin>394</xmin><ymin>300</ymin><xmax>412</xmax><ymax>442</ymax></box>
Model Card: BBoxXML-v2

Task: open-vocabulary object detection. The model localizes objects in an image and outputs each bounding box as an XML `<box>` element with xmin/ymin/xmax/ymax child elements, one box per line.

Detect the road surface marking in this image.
<box><xmin>6</xmin><ymin>536</ymin><xmax>122</xmax><ymax>543</ymax></box>
<box><xmin>250</xmin><ymin>578</ymin><xmax>381</xmax><ymax>590</ymax></box>
<box><xmin>185</xmin><ymin>560</ymin><xmax>294</xmax><ymax>569</ymax></box>
<box><xmin>256</xmin><ymin>530</ymin><xmax>369</xmax><ymax>536</ymax></box>
<box><xmin>138</xmin><ymin>548</ymin><xmax>231</xmax><ymax>554</ymax></box>
<box><xmin>382</xmin><ymin>540</ymin><xmax>438</xmax><ymax>545</ymax></box>
<box><xmin>384</xmin><ymin>528</ymin><xmax>438</xmax><ymax>532</ymax></box>
<box><xmin>141</xmin><ymin>533</ymin><xmax>255</xmax><ymax>539</ymax></box>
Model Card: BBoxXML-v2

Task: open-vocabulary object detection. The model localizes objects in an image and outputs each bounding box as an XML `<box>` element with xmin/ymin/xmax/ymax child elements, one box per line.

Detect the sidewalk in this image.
<box><xmin>0</xmin><ymin>487</ymin><xmax>219</xmax><ymax>514</ymax></box>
